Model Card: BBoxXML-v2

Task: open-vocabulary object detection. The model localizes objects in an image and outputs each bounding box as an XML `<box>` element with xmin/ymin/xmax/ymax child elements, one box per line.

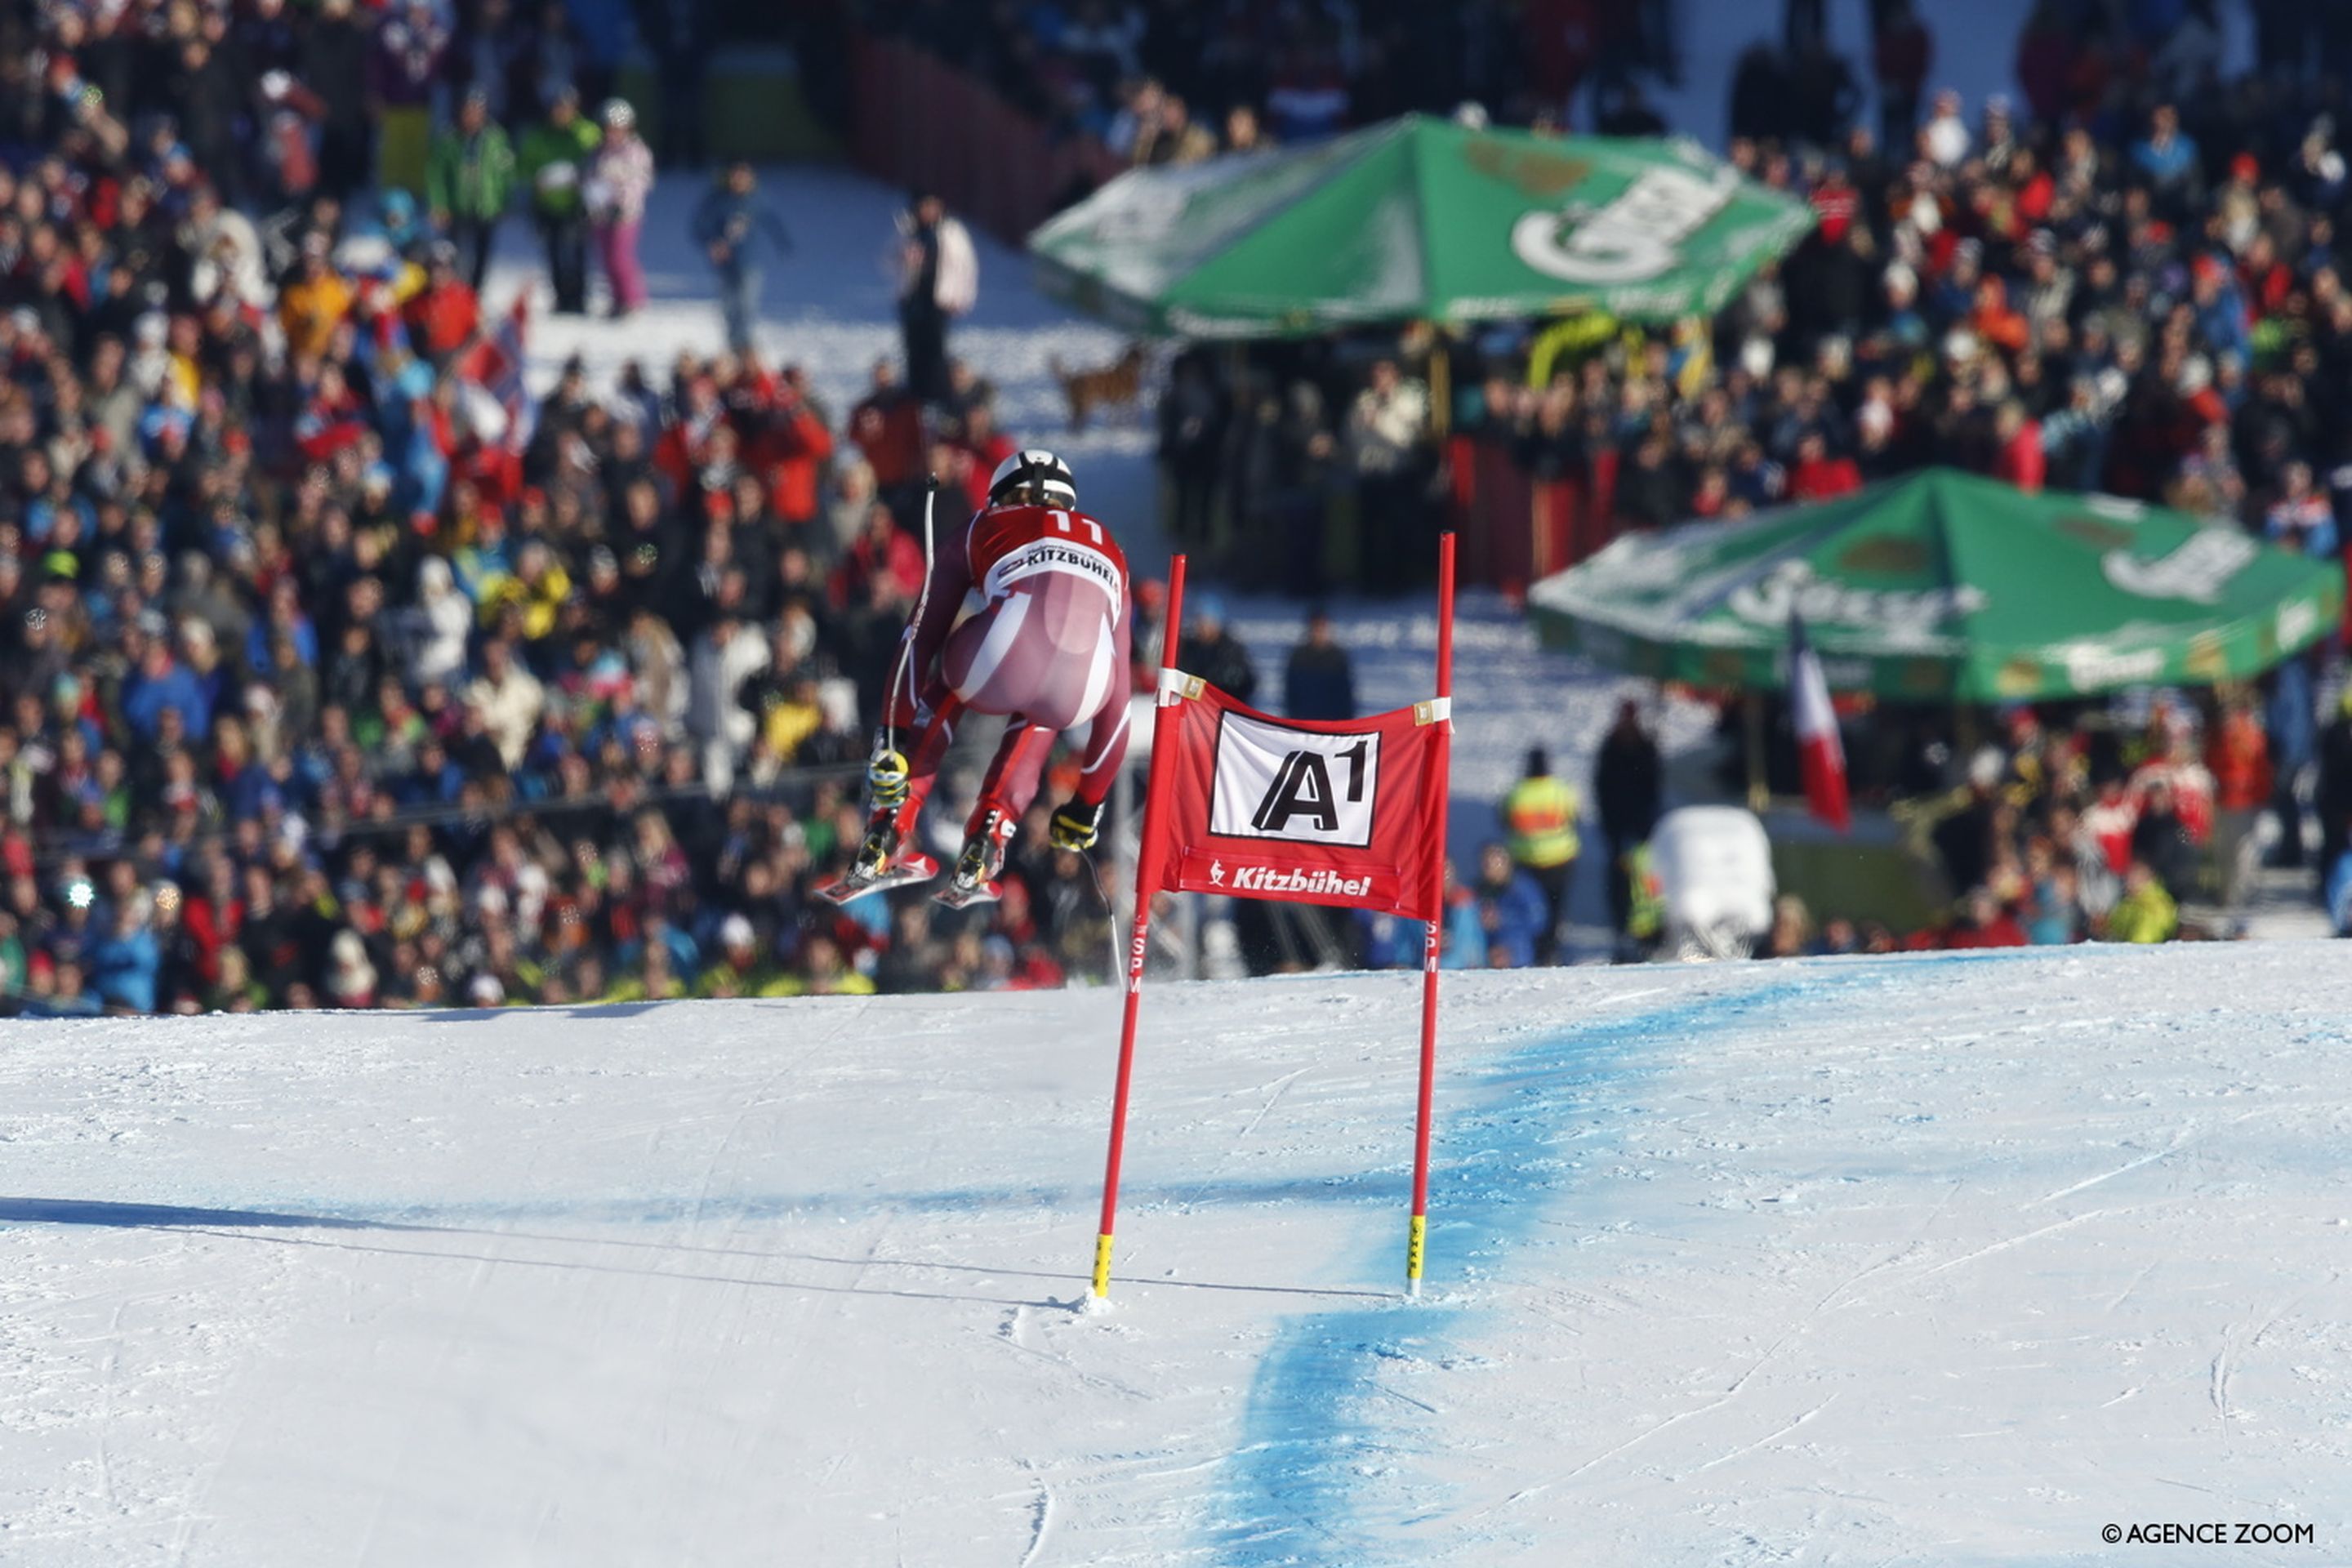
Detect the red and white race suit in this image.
<box><xmin>883</xmin><ymin>502</ymin><xmax>1134</xmax><ymax>839</ymax></box>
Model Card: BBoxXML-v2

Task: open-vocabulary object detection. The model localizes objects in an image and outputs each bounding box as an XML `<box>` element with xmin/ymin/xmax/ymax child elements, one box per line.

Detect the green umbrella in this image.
<box><xmin>1527</xmin><ymin>470</ymin><xmax>2344</xmax><ymax>701</ymax></box>
<box><xmin>1027</xmin><ymin>115</ymin><xmax>1815</xmax><ymax>336</ymax></box>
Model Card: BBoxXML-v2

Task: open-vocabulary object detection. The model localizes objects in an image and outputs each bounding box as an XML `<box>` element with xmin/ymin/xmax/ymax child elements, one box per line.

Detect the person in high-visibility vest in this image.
<box><xmin>1500</xmin><ymin>747</ymin><xmax>1582</xmax><ymax>964</ymax></box>
<box><xmin>1623</xmin><ymin>840</ymin><xmax>1664</xmax><ymax>961</ymax></box>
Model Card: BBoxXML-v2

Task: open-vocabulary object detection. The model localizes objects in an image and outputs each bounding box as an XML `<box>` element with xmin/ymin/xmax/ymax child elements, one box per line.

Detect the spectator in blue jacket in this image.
<box><xmin>121</xmin><ymin>632</ymin><xmax>212</xmax><ymax>744</ymax></box>
<box><xmin>2129</xmin><ymin>102</ymin><xmax>2201</xmax><ymax>210</ymax></box>
<box><xmin>693</xmin><ymin>163</ymin><xmax>794</xmax><ymax>353</ymax></box>
<box><xmin>2267</xmin><ymin>653</ymin><xmax>2317</xmax><ymax>868</ymax></box>
<box><xmin>2263</xmin><ymin>462</ymin><xmax>2338</xmax><ymax>559</ymax></box>
<box><xmin>90</xmin><ymin>898</ymin><xmax>161</xmax><ymax>1014</ymax></box>
<box><xmin>1441</xmin><ymin>858</ymin><xmax>1486</xmax><ymax>969</ymax></box>
<box><xmin>2189</xmin><ymin>254</ymin><xmax>2252</xmax><ymax>367</ymax></box>
<box><xmin>1353</xmin><ymin>857</ymin><xmax>1490</xmax><ymax>969</ymax></box>
<box><xmin>1472</xmin><ymin>840</ymin><xmax>1551</xmax><ymax>968</ymax></box>
<box><xmin>1355</xmin><ymin>909</ymin><xmax>1419</xmax><ymax>968</ymax></box>
<box><xmin>2327</xmin><ymin>844</ymin><xmax>2352</xmax><ymax>935</ymax></box>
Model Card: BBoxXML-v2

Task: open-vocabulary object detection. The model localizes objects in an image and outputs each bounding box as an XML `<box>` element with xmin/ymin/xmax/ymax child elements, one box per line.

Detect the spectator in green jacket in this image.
<box><xmin>2105</xmin><ymin>862</ymin><xmax>2179</xmax><ymax>944</ymax></box>
<box><xmin>426</xmin><ymin>86</ymin><xmax>517</xmax><ymax>294</ymax></box>
<box><xmin>517</xmin><ymin>87</ymin><xmax>602</xmax><ymax>315</ymax></box>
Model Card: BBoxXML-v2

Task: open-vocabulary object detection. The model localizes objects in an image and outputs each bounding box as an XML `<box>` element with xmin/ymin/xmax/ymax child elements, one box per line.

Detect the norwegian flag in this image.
<box><xmin>1789</xmin><ymin>611</ymin><xmax>1851</xmax><ymax>832</ymax></box>
<box><xmin>460</xmin><ymin>294</ymin><xmax>534</xmax><ymax>456</ymax></box>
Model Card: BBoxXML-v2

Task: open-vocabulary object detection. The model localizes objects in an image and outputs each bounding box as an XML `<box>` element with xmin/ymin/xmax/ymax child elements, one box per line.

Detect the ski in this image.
<box><xmin>815</xmin><ymin>853</ymin><xmax>941</xmax><ymax>906</ymax></box>
<box><xmin>932</xmin><ymin>878</ymin><xmax>1002</xmax><ymax>910</ymax></box>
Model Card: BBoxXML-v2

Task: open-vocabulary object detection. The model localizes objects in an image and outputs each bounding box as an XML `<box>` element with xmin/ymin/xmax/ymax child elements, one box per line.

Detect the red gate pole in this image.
<box><xmin>1407</xmin><ymin>532</ymin><xmax>1457</xmax><ymax>1296</ymax></box>
<box><xmin>1091</xmin><ymin>554</ymin><xmax>1188</xmax><ymax>1303</ymax></box>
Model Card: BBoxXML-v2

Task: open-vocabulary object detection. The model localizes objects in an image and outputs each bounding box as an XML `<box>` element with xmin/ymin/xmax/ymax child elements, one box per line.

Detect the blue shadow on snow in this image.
<box><xmin>1210</xmin><ymin>976</ymin><xmax>1828</xmax><ymax>1566</ymax></box>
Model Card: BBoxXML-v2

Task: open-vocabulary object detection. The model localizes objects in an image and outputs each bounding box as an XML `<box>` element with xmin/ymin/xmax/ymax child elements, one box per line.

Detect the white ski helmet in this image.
<box><xmin>987</xmin><ymin>449</ymin><xmax>1076</xmax><ymax>509</ymax></box>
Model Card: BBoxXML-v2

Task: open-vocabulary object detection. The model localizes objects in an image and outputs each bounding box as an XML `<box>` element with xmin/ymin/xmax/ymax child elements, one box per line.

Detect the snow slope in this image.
<box><xmin>6</xmin><ymin>944</ymin><xmax>2350</xmax><ymax>1564</ymax></box>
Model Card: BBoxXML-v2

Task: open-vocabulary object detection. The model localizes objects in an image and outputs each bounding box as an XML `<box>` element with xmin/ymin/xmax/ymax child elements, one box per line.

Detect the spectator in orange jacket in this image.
<box><xmin>278</xmin><ymin>236</ymin><xmax>354</xmax><ymax>362</ymax></box>
<box><xmin>2208</xmin><ymin>704</ymin><xmax>2274</xmax><ymax>813</ymax></box>
<box><xmin>1969</xmin><ymin>274</ymin><xmax>2031</xmax><ymax>355</ymax></box>
<box><xmin>755</xmin><ymin>387</ymin><xmax>835</xmax><ymax>528</ymax></box>
<box><xmin>402</xmin><ymin>244</ymin><xmax>481</xmax><ymax>365</ymax></box>
<box><xmin>2207</xmin><ymin>698</ymin><xmax>2274</xmax><ymax>906</ymax></box>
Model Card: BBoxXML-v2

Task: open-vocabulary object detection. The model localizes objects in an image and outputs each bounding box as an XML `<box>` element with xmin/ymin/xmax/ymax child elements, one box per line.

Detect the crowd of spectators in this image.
<box><xmin>1483</xmin><ymin>7</ymin><xmax>2352</xmax><ymax>942</ymax></box>
<box><xmin>1341</xmin><ymin>684</ymin><xmax>2323</xmax><ymax>972</ymax></box>
<box><xmin>1795</xmin><ymin>696</ymin><xmax>2267</xmax><ymax>955</ymax></box>
<box><xmin>869</xmin><ymin>0</ymin><xmax>1682</xmax><ymax>163</ymax></box>
<box><xmin>14</xmin><ymin>0</ymin><xmax>2352</xmax><ymax>1012</ymax></box>
<box><xmin>0</xmin><ymin>0</ymin><xmax>1159</xmax><ymax>1016</ymax></box>
<box><xmin>1163</xmin><ymin>42</ymin><xmax>2352</xmax><ymax>585</ymax></box>
<box><xmin>1726</xmin><ymin>675</ymin><xmax>2352</xmax><ymax>957</ymax></box>
<box><xmin>1122</xmin><ymin>7</ymin><xmax>2352</xmax><ymax>957</ymax></box>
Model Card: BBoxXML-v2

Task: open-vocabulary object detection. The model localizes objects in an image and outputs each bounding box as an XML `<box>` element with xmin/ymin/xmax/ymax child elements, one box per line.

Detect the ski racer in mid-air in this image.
<box><xmin>825</xmin><ymin>449</ymin><xmax>1133</xmax><ymax>906</ymax></box>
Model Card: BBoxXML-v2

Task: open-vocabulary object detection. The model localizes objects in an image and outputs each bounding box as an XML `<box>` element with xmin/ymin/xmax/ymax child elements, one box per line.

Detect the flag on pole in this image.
<box><xmin>1788</xmin><ymin>610</ymin><xmax>1850</xmax><ymax>831</ymax></box>
<box><xmin>1142</xmin><ymin>680</ymin><xmax>1450</xmax><ymax>921</ymax></box>
<box><xmin>459</xmin><ymin>294</ymin><xmax>535</xmax><ymax>456</ymax></box>
<box><xmin>1092</xmin><ymin>538</ymin><xmax>1458</xmax><ymax>1304</ymax></box>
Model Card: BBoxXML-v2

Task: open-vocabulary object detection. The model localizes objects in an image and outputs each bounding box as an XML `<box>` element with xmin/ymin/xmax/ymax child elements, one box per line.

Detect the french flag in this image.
<box><xmin>1789</xmin><ymin>611</ymin><xmax>1850</xmax><ymax>831</ymax></box>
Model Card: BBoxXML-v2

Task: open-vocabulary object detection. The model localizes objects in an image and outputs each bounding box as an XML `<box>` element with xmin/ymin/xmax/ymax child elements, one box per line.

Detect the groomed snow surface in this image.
<box><xmin>6</xmin><ymin>945</ymin><xmax>2350</xmax><ymax>1564</ymax></box>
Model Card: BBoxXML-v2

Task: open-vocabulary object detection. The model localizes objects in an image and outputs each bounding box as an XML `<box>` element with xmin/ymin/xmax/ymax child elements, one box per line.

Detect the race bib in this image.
<box><xmin>982</xmin><ymin>537</ymin><xmax>1123</xmax><ymax>619</ymax></box>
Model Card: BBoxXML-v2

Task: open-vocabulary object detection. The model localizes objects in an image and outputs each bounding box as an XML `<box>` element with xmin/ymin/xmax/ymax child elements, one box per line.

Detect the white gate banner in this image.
<box><xmin>1208</xmin><ymin>710</ymin><xmax>1382</xmax><ymax>849</ymax></box>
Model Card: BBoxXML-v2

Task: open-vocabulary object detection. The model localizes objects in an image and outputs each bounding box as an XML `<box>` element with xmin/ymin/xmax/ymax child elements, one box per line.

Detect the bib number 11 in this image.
<box><xmin>1049</xmin><ymin>510</ymin><xmax>1102</xmax><ymax>545</ymax></box>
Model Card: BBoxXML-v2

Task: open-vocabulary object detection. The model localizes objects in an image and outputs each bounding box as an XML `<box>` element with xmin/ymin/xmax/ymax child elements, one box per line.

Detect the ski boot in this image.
<box><xmin>865</xmin><ymin>746</ymin><xmax>910</xmax><ymax>809</ymax></box>
<box><xmin>936</xmin><ymin>808</ymin><xmax>1013</xmax><ymax>909</ymax></box>
<box><xmin>1049</xmin><ymin>797</ymin><xmax>1104</xmax><ymax>853</ymax></box>
<box><xmin>815</xmin><ymin>805</ymin><xmax>939</xmax><ymax>906</ymax></box>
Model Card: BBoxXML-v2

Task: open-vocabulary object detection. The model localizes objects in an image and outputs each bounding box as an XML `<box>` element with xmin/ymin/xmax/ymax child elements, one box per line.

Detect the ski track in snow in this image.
<box><xmin>1214</xmin><ymin>974</ymin><xmax>1818</xmax><ymax>1564</ymax></box>
<box><xmin>7</xmin><ymin>947</ymin><xmax>2352</xmax><ymax>1562</ymax></box>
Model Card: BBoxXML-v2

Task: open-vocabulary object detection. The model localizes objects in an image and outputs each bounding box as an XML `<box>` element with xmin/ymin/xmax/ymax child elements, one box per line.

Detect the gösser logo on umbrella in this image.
<box><xmin>1528</xmin><ymin>468</ymin><xmax>2345</xmax><ymax>700</ymax></box>
<box><xmin>1028</xmin><ymin>115</ymin><xmax>1815</xmax><ymax>336</ymax></box>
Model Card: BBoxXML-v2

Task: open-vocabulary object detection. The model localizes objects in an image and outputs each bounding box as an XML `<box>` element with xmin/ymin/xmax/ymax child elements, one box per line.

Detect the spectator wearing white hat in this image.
<box><xmin>1922</xmin><ymin>88</ymin><xmax>1970</xmax><ymax>169</ymax></box>
<box><xmin>406</xmin><ymin>556</ymin><xmax>472</xmax><ymax>688</ymax></box>
<box><xmin>586</xmin><ymin>98</ymin><xmax>655</xmax><ymax>318</ymax></box>
<box><xmin>695</xmin><ymin>912</ymin><xmax>791</xmax><ymax>999</ymax></box>
<box><xmin>327</xmin><ymin>929</ymin><xmax>380</xmax><ymax>1008</ymax></box>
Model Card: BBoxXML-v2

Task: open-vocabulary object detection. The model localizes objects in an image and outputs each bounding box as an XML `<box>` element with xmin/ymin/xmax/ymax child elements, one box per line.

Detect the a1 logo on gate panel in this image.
<box><xmin>1208</xmin><ymin>711</ymin><xmax>1381</xmax><ymax>849</ymax></box>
